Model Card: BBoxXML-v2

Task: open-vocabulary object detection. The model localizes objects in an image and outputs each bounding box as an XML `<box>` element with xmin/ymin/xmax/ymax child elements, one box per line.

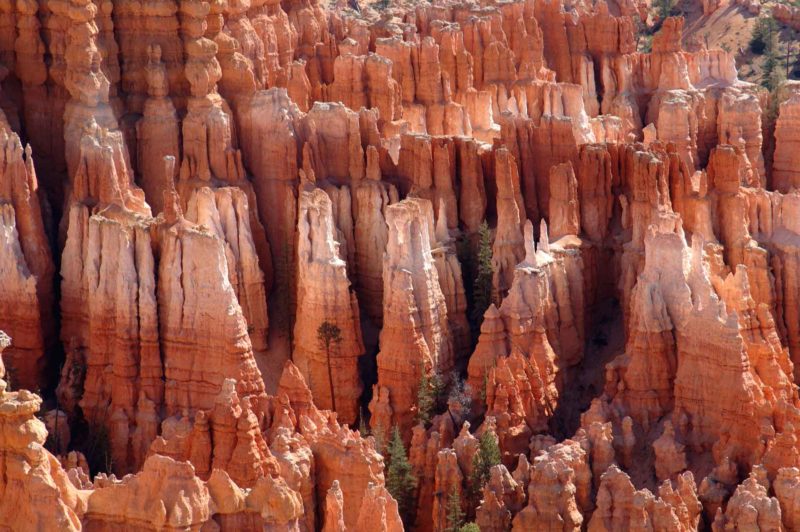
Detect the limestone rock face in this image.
<box><xmin>183</xmin><ymin>185</ymin><xmax>270</xmax><ymax>358</ymax></box>
<box><xmin>58</xmin><ymin>123</ymin><xmax>158</xmax><ymax>476</ymax></box>
<box><xmin>158</xmin><ymin>192</ymin><xmax>268</xmax><ymax>420</ymax></box>
<box><xmin>279</xmin><ymin>363</ymin><xmax>386</xmax><ymax>530</ymax></box>
<box><xmin>774</xmin><ymin>3</ymin><xmax>800</xmax><ymax>30</ymax></box>
<box><xmin>476</xmin><ymin>463</ymin><xmax>524</xmax><ymax>530</ymax></box>
<box><xmin>653</xmin><ymin>421</ymin><xmax>688</xmax><ymax>483</ymax></box>
<box><xmin>114</xmin><ymin>0</ymin><xmax>185</xmax><ymax>112</ymax></box>
<box><xmin>431</xmin><ymin>199</ymin><xmax>471</xmax><ymax>365</ymax></box>
<box><xmin>472</xmin><ymin>219</ymin><xmax>585</xmax><ymax>444</ymax></box>
<box><xmin>370</xmin><ymin>197</ymin><xmax>453</xmax><ymax>434</ymax></box>
<box><xmin>512</xmin><ymin>439</ymin><xmax>589</xmax><ymax>531</ymax></box>
<box><xmin>11</xmin><ymin>0</ymin><xmax>800</xmax><ymax>529</ymax></box>
<box><xmin>466</xmin><ymin>304</ymin><xmax>507</xmax><ymax>408</ymax></box>
<box><xmin>353</xmin><ymin>162</ymin><xmax>396</xmax><ymax>325</ymax></box>
<box><xmin>322</xmin><ymin>480</ymin><xmax>346</xmax><ymax>532</ymax></box>
<box><xmin>432</xmin><ymin>448</ymin><xmax>463</xmax><ymax>530</ymax></box>
<box><xmin>88</xmin><ymin>450</ymin><xmax>302</xmax><ymax>530</ymax></box>
<box><xmin>355</xmin><ymin>483</ymin><xmax>404</xmax><ymax>532</ymax></box>
<box><xmin>588</xmin><ymin>466</ymin><xmax>701</xmax><ymax>531</ymax></box>
<box><xmin>62</xmin><ymin>206</ymin><xmax>160</xmax><ymax>473</ymax></box>
<box><xmin>491</xmin><ymin>147</ymin><xmax>525</xmax><ymax>298</ymax></box>
<box><xmin>149</xmin><ymin>378</ymin><xmax>278</xmax><ymax>488</ymax></box>
<box><xmin>0</xmin><ymin>335</ymin><xmax>83</xmax><ymax>530</ymax></box>
<box><xmin>85</xmin><ymin>455</ymin><xmax>213</xmax><ymax>529</ymax></box>
<box><xmin>0</xmin><ymin>123</ymin><xmax>54</xmax><ymax>392</ymax></box>
<box><xmin>135</xmin><ymin>45</ymin><xmax>180</xmax><ymax>214</ymax></box>
<box><xmin>548</xmin><ymin>161</ymin><xmax>580</xmax><ymax>241</ymax></box>
<box><xmin>294</xmin><ymin>188</ymin><xmax>364</xmax><ymax>424</ymax></box>
<box><xmin>711</xmin><ymin>471</ymin><xmax>783</xmax><ymax>531</ymax></box>
<box><xmin>772</xmin><ymin>83</ymin><xmax>800</xmax><ymax>193</ymax></box>
<box><xmin>269</xmin><ymin>424</ymin><xmax>315</xmax><ymax>532</ymax></box>
<box><xmin>775</xmin><ymin>467</ymin><xmax>800</xmax><ymax>530</ymax></box>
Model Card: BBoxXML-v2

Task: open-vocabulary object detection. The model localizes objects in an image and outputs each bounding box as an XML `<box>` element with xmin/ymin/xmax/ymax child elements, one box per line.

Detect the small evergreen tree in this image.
<box><xmin>764</xmin><ymin>54</ymin><xmax>786</xmax><ymax>92</ymax></box>
<box><xmin>416</xmin><ymin>370</ymin><xmax>445</xmax><ymax>426</ymax></box>
<box><xmin>468</xmin><ymin>431</ymin><xmax>502</xmax><ymax>508</ymax></box>
<box><xmin>471</xmin><ymin>221</ymin><xmax>494</xmax><ymax>328</ymax></box>
<box><xmin>751</xmin><ymin>16</ymin><xmax>778</xmax><ymax>55</ymax></box>
<box><xmin>386</xmin><ymin>426</ymin><xmax>418</xmax><ymax>528</ymax></box>
<box><xmin>416</xmin><ymin>371</ymin><xmax>434</xmax><ymax>426</ymax></box>
<box><xmin>444</xmin><ymin>487</ymin><xmax>465</xmax><ymax>532</ymax></box>
<box><xmin>460</xmin><ymin>523</ymin><xmax>481</xmax><ymax>532</ymax></box>
<box><xmin>317</xmin><ymin>321</ymin><xmax>343</xmax><ymax>413</ymax></box>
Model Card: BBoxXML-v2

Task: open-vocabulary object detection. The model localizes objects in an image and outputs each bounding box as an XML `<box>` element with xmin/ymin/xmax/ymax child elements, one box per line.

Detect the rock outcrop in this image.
<box><xmin>294</xmin><ymin>188</ymin><xmax>364</xmax><ymax>424</ymax></box>
<box><xmin>370</xmin><ymin>197</ymin><xmax>453</xmax><ymax>434</ymax></box>
<box><xmin>0</xmin><ymin>122</ymin><xmax>54</xmax><ymax>392</ymax></box>
<box><xmin>7</xmin><ymin>1</ymin><xmax>800</xmax><ymax>530</ymax></box>
<box><xmin>158</xmin><ymin>190</ymin><xmax>268</xmax><ymax>421</ymax></box>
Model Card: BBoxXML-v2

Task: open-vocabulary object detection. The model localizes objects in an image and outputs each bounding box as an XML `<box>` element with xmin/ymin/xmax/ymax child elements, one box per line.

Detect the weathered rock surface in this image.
<box><xmin>7</xmin><ymin>1</ymin><xmax>800</xmax><ymax>530</ymax></box>
<box><xmin>370</xmin><ymin>197</ymin><xmax>453</xmax><ymax>434</ymax></box>
<box><xmin>158</xmin><ymin>190</ymin><xmax>268</xmax><ymax>421</ymax></box>
<box><xmin>294</xmin><ymin>188</ymin><xmax>363</xmax><ymax>424</ymax></box>
<box><xmin>0</xmin><ymin>122</ymin><xmax>54</xmax><ymax>392</ymax></box>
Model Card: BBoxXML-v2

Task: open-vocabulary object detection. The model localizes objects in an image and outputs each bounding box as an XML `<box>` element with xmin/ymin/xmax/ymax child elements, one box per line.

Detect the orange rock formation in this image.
<box><xmin>5</xmin><ymin>0</ymin><xmax>800</xmax><ymax>529</ymax></box>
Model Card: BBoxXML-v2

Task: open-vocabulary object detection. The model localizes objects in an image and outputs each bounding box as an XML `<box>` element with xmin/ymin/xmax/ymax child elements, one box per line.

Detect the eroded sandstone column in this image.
<box><xmin>58</xmin><ymin>129</ymin><xmax>158</xmax><ymax>474</ymax></box>
<box><xmin>114</xmin><ymin>0</ymin><xmax>185</xmax><ymax>113</ymax></box>
<box><xmin>772</xmin><ymin>85</ymin><xmax>800</xmax><ymax>193</ymax></box>
<box><xmin>353</xmin><ymin>147</ymin><xmax>397</xmax><ymax>325</ymax></box>
<box><xmin>0</xmin><ymin>125</ymin><xmax>55</xmax><ymax>391</ymax></box>
<box><xmin>158</xmin><ymin>189</ymin><xmax>268</xmax><ymax>420</ymax></box>
<box><xmin>370</xmin><ymin>197</ymin><xmax>453</xmax><ymax>434</ymax></box>
<box><xmin>293</xmin><ymin>188</ymin><xmax>364</xmax><ymax>424</ymax></box>
<box><xmin>58</xmin><ymin>0</ymin><xmax>159</xmax><ymax>475</ymax></box>
<box><xmin>492</xmin><ymin>147</ymin><xmax>525</xmax><ymax>298</ymax></box>
<box><xmin>183</xmin><ymin>184</ymin><xmax>270</xmax><ymax>357</ymax></box>
<box><xmin>136</xmin><ymin>44</ymin><xmax>180</xmax><ymax>215</ymax></box>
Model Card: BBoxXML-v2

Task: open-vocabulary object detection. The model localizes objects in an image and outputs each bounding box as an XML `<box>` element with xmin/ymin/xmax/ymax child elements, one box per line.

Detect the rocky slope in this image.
<box><xmin>3</xmin><ymin>0</ymin><xmax>800</xmax><ymax>530</ymax></box>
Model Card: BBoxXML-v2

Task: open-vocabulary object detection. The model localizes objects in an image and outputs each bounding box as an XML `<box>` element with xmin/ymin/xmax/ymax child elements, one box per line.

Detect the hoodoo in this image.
<box><xmin>3</xmin><ymin>0</ymin><xmax>800</xmax><ymax>529</ymax></box>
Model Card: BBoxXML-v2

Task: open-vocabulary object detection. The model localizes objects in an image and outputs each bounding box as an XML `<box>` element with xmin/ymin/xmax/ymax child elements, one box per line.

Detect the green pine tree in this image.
<box><xmin>444</xmin><ymin>487</ymin><xmax>465</xmax><ymax>532</ymax></box>
<box><xmin>317</xmin><ymin>321</ymin><xmax>342</xmax><ymax>413</ymax></box>
<box><xmin>416</xmin><ymin>370</ymin><xmax>445</xmax><ymax>426</ymax></box>
<box><xmin>416</xmin><ymin>371</ymin><xmax>434</xmax><ymax>426</ymax></box>
<box><xmin>468</xmin><ymin>431</ymin><xmax>502</xmax><ymax>508</ymax></box>
<box><xmin>386</xmin><ymin>426</ymin><xmax>418</xmax><ymax>528</ymax></box>
<box><xmin>751</xmin><ymin>16</ymin><xmax>778</xmax><ymax>55</ymax></box>
<box><xmin>471</xmin><ymin>221</ymin><xmax>494</xmax><ymax>329</ymax></box>
<box><xmin>763</xmin><ymin>53</ymin><xmax>786</xmax><ymax>92</ymax></box>
<box><xmin>459</xmin><ymin>523</ymin><xmax>481</xmax><ymax>532</ymax></box>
